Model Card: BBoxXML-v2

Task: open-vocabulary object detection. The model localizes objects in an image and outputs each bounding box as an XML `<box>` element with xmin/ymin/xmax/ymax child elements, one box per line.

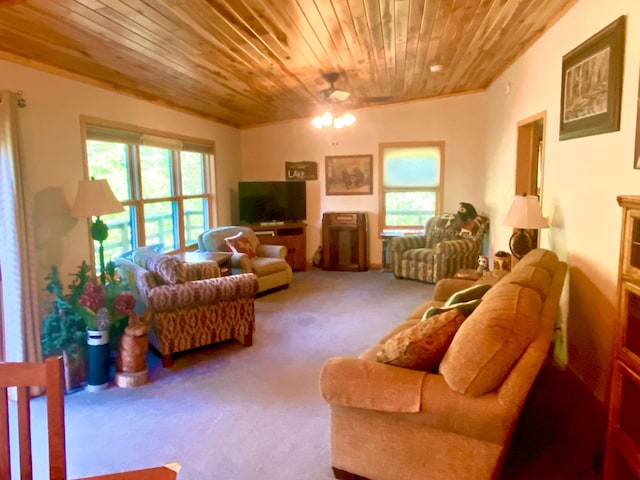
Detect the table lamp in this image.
<box><xmin>503</xmin><ymin>194</ymin><xmax>549</xmax><ymax>259</ymax></box>
<box><xmin>71</xmin><ymin>178</ymin><xmax>124</xmax><ymax>285</ymax></box>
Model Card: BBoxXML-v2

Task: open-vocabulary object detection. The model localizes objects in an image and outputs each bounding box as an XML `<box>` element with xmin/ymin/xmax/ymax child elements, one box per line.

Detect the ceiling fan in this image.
<box><xmin>319</xmin><ymin>72</ymin><xmax>393</xmax><ymax>106</ymax></box>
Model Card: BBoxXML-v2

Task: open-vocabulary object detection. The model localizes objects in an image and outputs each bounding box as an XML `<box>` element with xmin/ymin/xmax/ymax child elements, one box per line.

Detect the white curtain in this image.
<box><xmin>0</xmin><ymin>90</ymin><xmax>42</xmax><ymax>365</ymax></box>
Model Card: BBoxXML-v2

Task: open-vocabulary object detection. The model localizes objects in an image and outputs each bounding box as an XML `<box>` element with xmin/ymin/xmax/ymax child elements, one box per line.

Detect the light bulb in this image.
<box><xmin>321</xmin><ymin>112</ymin><xmax>333</xmax><ymax>127</ymax></box>
<box><xmin>333</xmin><ymin>116</ymin><xmax>345</xmax><ymax>128</ymax></box>
<box><xmin>312</xmin><ymin>116</ymin><xmax>323</xmax><ymax>128</ymax></box>
<box><xmin>343</xmin><ymin>113</ymin><xmax>355</xmax><ymax>126</ymax></box>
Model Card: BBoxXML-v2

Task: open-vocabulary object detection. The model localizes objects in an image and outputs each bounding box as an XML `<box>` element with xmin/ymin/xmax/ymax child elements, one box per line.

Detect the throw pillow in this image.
<box><xmin>224</xmin><ymin>232</ymin><xmax>256</xmax><ymax>259</ymax></box>
<box><xmin>377</xmin><ymin>309</ymin><xmax>466</xmax><ymax>371</ymax></box>
<box><xmin>422</xmin><ymin>298</ymin><xmax>483</xmax><ymax>320</ymax></box>
<box><xmin>444</xmin><ymin>283</ymin><xmax>492</xmax><ymax>306</ymax></box>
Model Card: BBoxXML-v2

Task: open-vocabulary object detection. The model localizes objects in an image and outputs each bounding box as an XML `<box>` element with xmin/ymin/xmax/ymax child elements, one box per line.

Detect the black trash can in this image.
<box><xmin>86</xmin><ymin>329</ymin><xmax>109</xmax><ymax>391</ymax></box>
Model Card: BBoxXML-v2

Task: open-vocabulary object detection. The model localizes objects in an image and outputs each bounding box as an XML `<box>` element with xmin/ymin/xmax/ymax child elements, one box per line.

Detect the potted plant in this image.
<box><xmin>41</xmin><ymin>260</ymin><xmax>136</xmax><ymax>392</ymax></box>
<box><xmin>41</xmin><ymin>262</ymin><xmax>92</xmax><ymax>393</ymax></box>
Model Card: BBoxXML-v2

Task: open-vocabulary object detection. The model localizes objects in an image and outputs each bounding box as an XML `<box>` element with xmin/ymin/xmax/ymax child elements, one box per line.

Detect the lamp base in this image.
<box><xmin>509</xmin><ymin>229</ymin><xmax>534</xmax><ymax>260</ymax></box>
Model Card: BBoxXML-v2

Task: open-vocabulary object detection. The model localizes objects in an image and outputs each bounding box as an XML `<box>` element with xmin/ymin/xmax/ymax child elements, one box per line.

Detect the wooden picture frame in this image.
<box><xmin>325</xmin><ymin>154</ymin><xmax>373</xmax><ymax>195</ymax></box>
<box><xmin>559</xmin><ymin>16</ymin><xmax>626</xmax><ymax>141</ymax></box>
<box><xmin>634</xmin><ymin>66</ymin><xmax>640</xmax><ymax>169</ymax></box>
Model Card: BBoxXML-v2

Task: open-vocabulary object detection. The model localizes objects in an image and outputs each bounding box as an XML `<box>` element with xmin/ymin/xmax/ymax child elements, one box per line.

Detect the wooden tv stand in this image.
<box><xmin>251</xmin><ymin>222</ymin><xmax>307</xmax><ymax>271</ymax></box>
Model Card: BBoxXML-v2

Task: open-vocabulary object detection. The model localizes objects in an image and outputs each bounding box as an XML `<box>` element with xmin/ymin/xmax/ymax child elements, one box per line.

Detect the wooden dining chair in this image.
<box><xmin>0</xmin><ymin>356</ymin><xmax>178</xmax><ymax>480</ymax></box>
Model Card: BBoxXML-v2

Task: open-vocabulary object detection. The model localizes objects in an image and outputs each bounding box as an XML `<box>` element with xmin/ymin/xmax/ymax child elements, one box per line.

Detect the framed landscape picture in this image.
<box><xmin>559</xmin><ymin>16</ymin><xmax>626</xmax><ymax>141</ymax></box>
<box><xmin>325</xmin><ymin>154</ymin><xmax>373</xmax><ymax>195</ymax></box>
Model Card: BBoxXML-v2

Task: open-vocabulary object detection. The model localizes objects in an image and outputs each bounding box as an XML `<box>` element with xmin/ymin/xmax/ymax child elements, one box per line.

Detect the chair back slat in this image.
<box><xmin>46</xmin><ymin>357</ymin><xmax>67</xmax><ymax>480</ymax></box>
<box><xmin>0</xmin><ymin>389</ymin><xmax>10</xmax><ymax>480</ymax></box>
<box><xmin>17</xmin><ymin>386</ymin><xmax>33</xmax><ymax>479</ymax></box>
<box><xmin>0</xmin><ymin>357</ymin><xmax>67</xmax><ymax>480</ymax></box>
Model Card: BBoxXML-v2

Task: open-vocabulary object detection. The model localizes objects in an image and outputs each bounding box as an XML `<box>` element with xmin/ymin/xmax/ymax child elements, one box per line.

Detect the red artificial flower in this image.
<box><xmin>79</xmin><ymin>284</ymin><xmax>104</xmax><ymax>313</ymax></box>
<box><xmin>114</xmin><ymin>292</ymin><xmax>136</xmax><ymax>316</ymax></box>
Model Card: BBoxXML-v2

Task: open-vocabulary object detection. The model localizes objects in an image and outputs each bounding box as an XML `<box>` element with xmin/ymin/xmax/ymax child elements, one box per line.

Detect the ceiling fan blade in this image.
<box><xmin>356</xmin><ymin>95</ymin><xmax>394</xmax><ymax>103</ymax></box>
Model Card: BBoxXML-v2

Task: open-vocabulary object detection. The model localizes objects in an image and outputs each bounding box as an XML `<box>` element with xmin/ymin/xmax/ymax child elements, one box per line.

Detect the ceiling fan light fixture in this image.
<box><xmin>312</xmin><ymin>111</ymin><xmax>356</xmax><ymax>130</ymax></box>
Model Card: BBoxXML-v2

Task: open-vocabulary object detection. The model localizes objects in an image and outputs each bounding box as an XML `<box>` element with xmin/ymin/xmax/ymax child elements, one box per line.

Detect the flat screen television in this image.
<box><xmin>238</xmin><ymin>181</ymin><xmax>306</xmax><ymax>225</ymax></box>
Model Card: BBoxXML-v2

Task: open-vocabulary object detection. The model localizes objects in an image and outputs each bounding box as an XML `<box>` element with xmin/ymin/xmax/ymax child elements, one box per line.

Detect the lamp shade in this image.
<box><xmin>71</xmin><ymin>179</ymin><xmax>124</xmax><ymax>218</ymax></box>
<box><xmin>503</xmin><ymin>195</ymin><xmax>549</xmax><ymax>229</ymax></box>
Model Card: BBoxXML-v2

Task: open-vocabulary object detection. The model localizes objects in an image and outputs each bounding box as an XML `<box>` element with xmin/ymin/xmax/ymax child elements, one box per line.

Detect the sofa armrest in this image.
<box><xmin>230</xmin><ymin>253</ymin><xmax>253</xmax><ymax>272</ymax></box>
<box><xmin>319</xmin><ymin>357</ymin><xmax>425</xmax><ymax>413</ymax></box>
<box><xmin>256</xmin><ymin>244</ymin><xmax>287</xmax><ymax>259</ymax></box>
<box><xmin>432</xmin><ymin>278</ymin><xmax>477</xmax><ymax>302</ymax></box>
<box><xmin>147</xmin><ymin>273</ymin><xmax>258</xmax><ymax>311</ymax></box>
<box><xmin>389</xmin><ymin>234</ymin><xmax>425</xmax><ymax>253</ymax></box>
<box><xmin>320</xmin><ymin>357</ymin><xmax>515</xmax><ymax>444</ymax></box>
<box><xmin>434</xmin><ymin>238</ymin><xmax>478</xmax><ymax>256</ymax></box>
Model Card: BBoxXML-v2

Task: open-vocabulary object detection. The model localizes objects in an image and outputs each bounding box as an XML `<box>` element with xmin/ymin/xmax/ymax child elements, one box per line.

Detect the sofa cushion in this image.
<box><xmin>132</xmin><ymin>247</ymin><xmax>186</xmax><ymax>285</ymax></box>
<box><xmin>426</xmin><ymin>214</ymin><xmax>461</xmax><ymax>247</ymax></box>
<box><xmin>224</xmin><ymin>232</ymin><xmax>256</xmax><ymax>258</ymax></box>
<box><xmin>422</xmin><ymin>298</ymin><xmax>483</xmax><ymax>319</ymax></box>
<box><xmin>183</xmin><ymin>261</ymin><xmax>220</xmax><ymax>281</ymax></box>
<box><xmin>377</xmin><ymin>309</ymin><xmax>466</xmax><ymax>371</ymax></box>
<box><xmin>512</xmin><ymin>248</ymin><xmax>559</xmax><ymax>274</ymax></box>
<box><xmin>444</xmin><ymin>283</ymin><xmax>492</xmax><ymax>306</ymax></box>
<box><xmin>439</xmin><ymin>283</ymin><xmax>542</xmax><ymax>396</ymax></box>
<box><xmin>498</xmin><ymin>266</ymin><xmax>551</xmax><ymax>299</ymax></box>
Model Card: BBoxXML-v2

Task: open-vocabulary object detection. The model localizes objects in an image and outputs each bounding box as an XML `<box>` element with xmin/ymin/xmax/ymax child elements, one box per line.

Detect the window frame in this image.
<box><xmin>378</xmin><ymin>141</ymin><xmax>445</xmax><ymax>234</ymax></box>
<box><xmin>80</xmin><ymin>117</ymin><xmax>216</xmax><ymax>269</ymax></box>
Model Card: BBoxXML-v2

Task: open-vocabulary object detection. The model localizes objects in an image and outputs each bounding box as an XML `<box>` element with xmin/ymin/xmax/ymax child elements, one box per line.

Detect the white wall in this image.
<box><xmin>240</xmin><ymin>92</ymin><xmax>487</xmax><ymax>265</ymax></box>
<box><xmin>0</xmin><ymin>59</ymin><xmax>242</xmax><ymax>316</ymax></box>
<box><xmin>484</xmin><ymin>0</ymin><xmax>640</xmax><ymax>401</ymax></box>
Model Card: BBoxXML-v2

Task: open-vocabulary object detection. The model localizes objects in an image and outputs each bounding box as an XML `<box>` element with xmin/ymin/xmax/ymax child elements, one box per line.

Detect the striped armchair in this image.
<box><xmin>389</xmin><ymin>213</ymin><xmax>489</xmax><ymax>283</ymax></box>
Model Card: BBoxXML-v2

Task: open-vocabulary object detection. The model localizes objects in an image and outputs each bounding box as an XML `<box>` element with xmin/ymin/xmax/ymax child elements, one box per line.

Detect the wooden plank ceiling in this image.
<box><xmin>0</xmin><ymin>0</ymin><xmax>577</xmax><ymax>128</ymax></box>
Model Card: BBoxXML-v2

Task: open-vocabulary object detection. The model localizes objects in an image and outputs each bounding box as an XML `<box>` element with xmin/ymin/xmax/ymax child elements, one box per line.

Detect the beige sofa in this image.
<box><xmin>319</xmin><ymin>248</ymin><xmax>567</xmax><ymax>480</ymax></box>
<box><xmin>198</xmin><ymin>226</ymin><xmax>292</xmax><ymax>294</ymax></box>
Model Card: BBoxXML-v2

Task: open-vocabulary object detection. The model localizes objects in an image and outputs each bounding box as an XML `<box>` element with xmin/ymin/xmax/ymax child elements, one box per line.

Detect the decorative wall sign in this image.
<box><xmin>285</xmin><ymin>161</ymin><xmax>317</xmax><ymax>180</ymax></box>
<box><xmin>559</xmin><ymin>16</ymin><xmax>626</xmax><ymax>141</ymax></box>
<box><xmin>325</xmin><ymin>154</ymin><xmax>373</xmax><ymax>195</ymax></box>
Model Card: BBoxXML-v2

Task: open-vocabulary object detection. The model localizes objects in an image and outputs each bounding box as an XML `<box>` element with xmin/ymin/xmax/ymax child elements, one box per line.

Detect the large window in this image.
<box><xmin>379</xmin><ymin>142</ymin><xmax>443</xmax><ymax>231</ymax></box>
<box><xmin>85</xmin><ymin>124</ymin><xmax>214</xmax><ymax>267</ymax></box>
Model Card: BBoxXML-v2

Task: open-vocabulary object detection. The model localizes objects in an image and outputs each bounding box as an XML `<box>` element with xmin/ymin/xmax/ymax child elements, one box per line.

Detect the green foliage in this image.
<box><xmin>41</xmin><ymin>263</ymin><xmax>92</xmax><ymax>357</ymax></box>
<box><xmin>41</xmin><ymin>260</ymin><xmax>135</xmax><ymax>356</ymax></box>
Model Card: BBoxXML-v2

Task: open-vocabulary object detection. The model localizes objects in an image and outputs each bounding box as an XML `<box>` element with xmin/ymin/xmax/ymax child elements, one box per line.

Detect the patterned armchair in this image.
<box><xmin>116</xmin><ymin>247</ymin><xmax>258</xmax><ymax>367</ymax></box>
<box><xmin>389</xmin><ymin>213</ymin><xmax>489</xmax><ymax>283</ymax></box>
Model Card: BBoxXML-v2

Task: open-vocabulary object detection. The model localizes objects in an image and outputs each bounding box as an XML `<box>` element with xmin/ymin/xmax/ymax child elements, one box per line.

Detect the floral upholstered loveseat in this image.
<box><xmin>389</xmin><ymin>212</ymin><xmax>490</xmax><ymax>283</ymax></box>
<box><xmin>116</xmin><ymin>247</ymin><xmax>259</xmax><ymax>367</ymax></box>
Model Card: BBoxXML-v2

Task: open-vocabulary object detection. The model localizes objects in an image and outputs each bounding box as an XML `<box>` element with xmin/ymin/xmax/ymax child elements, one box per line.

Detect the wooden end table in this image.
<box><xmin>453</xmin><ymin>268</ymin><xmax>509</xmax><ymax>283</ymax></box>
<box><xmin>453</xmin><ymin>268</ymin><xmax>484</xmax><ymax>281</ymax></box>
<box><xmin>173</xmin><ymin>251</ymin><xmax>233</xmax><ymax>276</ymax></box>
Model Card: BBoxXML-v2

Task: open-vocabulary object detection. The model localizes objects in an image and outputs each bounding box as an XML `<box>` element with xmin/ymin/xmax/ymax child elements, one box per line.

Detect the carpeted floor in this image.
<box><xmin>23</xmin><ymin>269</ymin><xmax>606</xmax><ymax>479</ymax></box>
